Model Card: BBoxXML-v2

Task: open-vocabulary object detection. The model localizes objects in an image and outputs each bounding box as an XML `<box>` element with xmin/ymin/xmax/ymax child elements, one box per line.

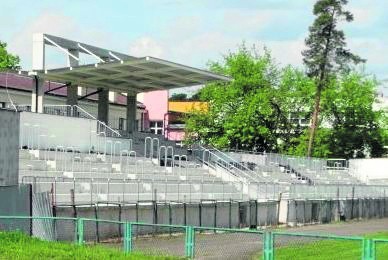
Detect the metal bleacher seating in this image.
<box><xmin>19</xmin><ymin>145</ymin><xmax>246</xmax><ymax>204</ymax></box>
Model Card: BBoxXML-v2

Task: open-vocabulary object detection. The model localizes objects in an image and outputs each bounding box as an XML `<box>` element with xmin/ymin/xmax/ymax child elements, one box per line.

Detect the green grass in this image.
<box><xmin>0</xmin><ymin>232</ymin><xmax>178</xmax><ymax>259</ymax></box>
<box><xmin>3</xmin><ymin>230</ymin><xmax>388</xmax><ymax>259</ymax></box>
<box><xmin>273</xmin><ymin>232</ymin><xmax>388</xmax><ymax>260</ymax></box>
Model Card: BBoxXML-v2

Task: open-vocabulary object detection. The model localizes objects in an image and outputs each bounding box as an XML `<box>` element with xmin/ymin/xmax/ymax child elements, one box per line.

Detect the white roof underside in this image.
<box><xmin>38</xmin><ymin>56</ymin><xmax>230</xmax><ymax>93</ymax></box>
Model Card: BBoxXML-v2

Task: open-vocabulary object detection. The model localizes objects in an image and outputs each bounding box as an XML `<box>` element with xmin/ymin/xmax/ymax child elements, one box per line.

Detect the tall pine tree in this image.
<box><xmin>302</xmin><ymin>0</ymin><xmax>365</xmax><ymax>157</ymax></box>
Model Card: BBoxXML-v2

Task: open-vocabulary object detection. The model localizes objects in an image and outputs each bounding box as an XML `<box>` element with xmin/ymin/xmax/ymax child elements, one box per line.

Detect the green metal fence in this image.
<box><xmin>0</xmin><ymin>215</ymin><xmax>387</xmax><ymax>259</ymax></box>
<box><xmin>272</xmin><ymin>232</ymin><xmax>364</xmax><ymax>259</ymax></box>
<box><xmin>374</xmin><ymin>239</ymin><xmax>388</xmax><ymax>260</ymax></box>
<box><xmin>193</xmin><ymin>227</ymin><xmax>263</xmax><ymax>259</ymax></box>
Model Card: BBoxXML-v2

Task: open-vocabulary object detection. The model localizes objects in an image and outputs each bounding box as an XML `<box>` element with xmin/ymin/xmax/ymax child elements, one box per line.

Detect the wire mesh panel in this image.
<box><xmin>52</xmin><ymin>218</ymin><xmax>77</xmax><ymax>242</ymax></box>
<box><xmin>0</xmin><ymin>217</ymin><xmax>77</xmax><ymax>243</ymax></box>
<box><xmin>273</xmin><ymin>233</ymin><xmax>363</xmax><ymax>260</ymax></box>
<box><xmin>374</xmin><ymin>239</ymin><xmax>388</xmax><ymax>260</ymax></box>
<box><xmin>132</xmin><ymin>223</ymin><xmax>186</xmax><ymax>257</ymax></box>
<box><xmin>193</xmin><ymin>227</ymin><xmax>263</xmax><ymax>259</ymax></box>
<box><xmin>0</xmin><ymin>217</ymin><xmax>31</xmax><ymax>236</ymax></box>
<box><xmin>82</xmin><ymin>219</ymin><xmax>123</xmax><ymax>251</ymax></box>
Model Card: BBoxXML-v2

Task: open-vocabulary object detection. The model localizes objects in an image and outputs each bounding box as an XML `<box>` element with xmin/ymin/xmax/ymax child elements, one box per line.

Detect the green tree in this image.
<box><xmin>0</xmin><ymin>41</ymin><xmax>20</xmax><ymax>70</ymax></box>
<box><xmin>290</xmin><ymin>72</ymin><xmax>386</xmax><ymax>158</ymax></box>
<box><xmin>288</xmin><ymin>128</ymin><xmax>332</xmax><ymax>158</ymax></box>
<box><xmin>276</xmin><ymin>66</ymin><xmax>316</xmax><ymax>153</ymax></box>
<box><xmin>190</xmin><ymin>92</ymin><xmax>201</xmax><ymax>101</ymax></box>
<box><xmin>323</xmin><ymin>73</ymin><xmax>386</xmax><ymax>158</ymax></box>
<box><xmin>302</xmin><ymin>0</ymin><xmax>365</xmax><ymax>157</ymax></box>
<box><xmin>169</xmin><ymin>93</ymin><xmax>188</xmax><ymax>101</ymax></box>
<box><xmin>185</xmin><ymin>45</ymin><xmax>314</xmax><ymax>152</ymax></box>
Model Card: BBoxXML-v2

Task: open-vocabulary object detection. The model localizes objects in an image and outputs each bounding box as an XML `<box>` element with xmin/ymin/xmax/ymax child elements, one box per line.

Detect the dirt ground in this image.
<box><xmin>281</xmin><ymin>217</ymin><xmax>388</xmax><ymax>236</ymax></box>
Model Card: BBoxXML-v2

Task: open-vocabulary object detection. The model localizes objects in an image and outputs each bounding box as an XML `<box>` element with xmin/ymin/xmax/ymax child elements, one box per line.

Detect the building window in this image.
<box><xmin>140</xmin><ymin>113</ymin><xmax>144</xmax><ymax>131</ymax></box>
<box><xmin>0</xmin><ymin>102</ymin><xmax>5</xmax><ymax>108</ymax></box>
<box><xmin>118</xmin><ymin>118</ymin><xmax>125</xmax><ymax>130</ymax></box>
<box><xmin>150</xmin><ymin>121</ymin><xmax>163</xmax><ymax>135</ymax></box>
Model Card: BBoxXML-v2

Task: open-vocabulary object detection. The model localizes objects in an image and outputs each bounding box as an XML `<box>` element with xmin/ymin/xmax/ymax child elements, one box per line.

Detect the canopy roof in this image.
<box><xmin>38</xmin><ymin>56</ymin><xmax>230</xmax><ymax>93</ymax></box>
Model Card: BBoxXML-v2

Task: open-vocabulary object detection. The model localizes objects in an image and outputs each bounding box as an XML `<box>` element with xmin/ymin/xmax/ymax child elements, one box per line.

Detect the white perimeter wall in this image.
<box><xmin>349</xmin><ymin>158</ymin><xmax>388</xmax><ymax>182</ymax></box>
<box><xmin>19</xmin><ymin>112</ymin><xmax>132</xmax><ymax>154</ymax></box>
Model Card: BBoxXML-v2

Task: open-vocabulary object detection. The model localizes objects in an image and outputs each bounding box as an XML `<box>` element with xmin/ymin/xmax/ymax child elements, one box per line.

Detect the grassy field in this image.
<box><xmin>273</xmin><ymin>232</ymin><xmax>388</xmax><ymax>260</ymax></box>
<box><xmin>1</xmin><ymin>231</ymin><xmax>388</xmax><ymax>259</ymax></box>
<box><xmin>0</xmin><ymin>232</ymin><xmax>178</xmax><ymax>260</ymax></box>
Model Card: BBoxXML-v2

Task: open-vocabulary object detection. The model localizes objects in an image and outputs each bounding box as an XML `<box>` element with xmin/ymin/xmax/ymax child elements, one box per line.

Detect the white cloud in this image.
<box><xmin>128</xmin><ymin>37</ymin><xmax>165</xmax><ymax>58</ymax></box>
<box><xmin>7</xmin><ymin>10</ymin><xmax>115</xmax><ymax>69</ymax></box>
<box><xmin>348</xmin><ymin>38</ymin><xmax>387</xmax><ymax>65</ymax></box>
<box><xmin>255</xmin><ymin>39</ymin><xmax>305</xmax><ymax>67</ymax></box>
<box><xmin>222</xmin><ymin>9</ymin><xmax>280</xmax><ymax>32</ymax></box>
<box><xmin>351</xmin><ymin>8</ymin><xmax>376</xmax><ymax>25</ymax></box>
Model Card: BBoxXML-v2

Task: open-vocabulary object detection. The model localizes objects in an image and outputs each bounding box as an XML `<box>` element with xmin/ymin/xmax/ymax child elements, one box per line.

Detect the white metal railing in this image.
<box><xmin>19</xmin><ymin>104</ymin><xmax>121</xmax><ymax>141</ymax></box>
<box><xmin>192</xmin><ymin>145</ymin><xmax>266</xmax><ymax>184</ymax></box>
<box><xmin>21</xmin><ymin>176</ymin><xmax>247</xmax><ymax>204</ymax></box>
<box><xmin>144</xmin><ymin>137</ymin><xmax>160</xmax><ymax>159</ymax></box>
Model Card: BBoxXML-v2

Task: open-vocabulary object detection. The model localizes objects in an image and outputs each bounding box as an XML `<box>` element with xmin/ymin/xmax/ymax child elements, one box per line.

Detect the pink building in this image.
<box><xmin>139</xmin><ymin>90</ymin><xmax>168</xmax><ymax>135</ymax></box>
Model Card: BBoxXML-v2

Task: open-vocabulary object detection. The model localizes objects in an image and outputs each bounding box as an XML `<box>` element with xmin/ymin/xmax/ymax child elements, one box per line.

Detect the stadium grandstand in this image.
<box><xmin>1</xmin><ymin>34</ymin><xmax>388</xmax><ymax>250</ymax></box>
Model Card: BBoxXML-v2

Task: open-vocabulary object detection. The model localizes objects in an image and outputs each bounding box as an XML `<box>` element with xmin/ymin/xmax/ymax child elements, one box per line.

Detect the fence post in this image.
<box><xmin>185</xmin><ymin>226</ymin><xmax>195</xmax><ymax>258</ymax></box>
<box><xmin>77</xmin><ymin>218</ymin><xmax>84</xmax><ymax>245</ymax></box>
<box><xmin>263</xmin><ymin>232</ymin><xmax>274</xmax><ymax>260</ymax></box>
<box><xmin>123</xmin><ymin>222</ymin><xmax>132</xmax><ymax>253</ymax></box>
<box><xmin>362</xmin><ymin>239</ymin><xmax>375</xmax><ymax>260</ymax></box>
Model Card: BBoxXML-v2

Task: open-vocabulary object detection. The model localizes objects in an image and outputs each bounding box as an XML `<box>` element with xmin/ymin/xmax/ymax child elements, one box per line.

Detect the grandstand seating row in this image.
<box><xmin>228</xmin><ymin>152</ymin><xmax>362</xmax><ymax>185</ymax></box>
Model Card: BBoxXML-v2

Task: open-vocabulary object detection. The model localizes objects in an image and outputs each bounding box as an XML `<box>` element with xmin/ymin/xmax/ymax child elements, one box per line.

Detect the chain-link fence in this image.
<box><xmin>0</xmin><ymin>215</ymin><xmax>387</xmax><ymax>259</ymax></box>
<box><xmin>0</xmin><ymin>216</ymin><xmax>77</xmax><ymax>242</ymax></box>
<box><xmin>374</xmin><ymin>239</ymin><xmax>388</xmax><ymax>260</ymax></box>
<box><xmin>193</xmin><ymin>227</ymin><xmax>264</xmax><ymax>259</ymax></box>
<box><xmin>272</xmin><ymin>232</ymin><xmax>364</xmax><ymax>259</ymax></box>
<box><xmin>131</xmin><ymin>223</ymin><xmax>187</xmax><ymax>257</ymax></box>
<box><xmin>82</xmin><ymin>218</ymin><xmax>123</xmax><ymax>251</ymax></box>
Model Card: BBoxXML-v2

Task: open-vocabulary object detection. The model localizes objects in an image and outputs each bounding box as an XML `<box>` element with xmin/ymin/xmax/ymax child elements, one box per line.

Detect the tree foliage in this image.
<box><xmin>302</xmin><ymin>0</ymin><xmax>365</xmax><ymax>156</ymax></box>
<box><xmin>185</xmin><ymin>44</ymin><xmax>386</xmax><ymax>158</ymax></box>
<box><xmin>0</xmin><ymin>41</ymin><xmax>20</xmax><ymax>70</ymax></box>
<box><xmin>323</xmin><ymin>73</ymin><xmax>385</xmax><ymax>157</ymax></box>
<box><xmin>169</xmin><ymin>93</ymin><xmax>188</xmax><ymax>101</ymax></box>
<box><xmin>185</xmin><ymin>45</ymin><xmax>315</xmax><ymax>152</ymax></box>
<box><xmin>290</xmin><ymin>73</ymin><xmax>386</xmax><ymax>158</ymax></box>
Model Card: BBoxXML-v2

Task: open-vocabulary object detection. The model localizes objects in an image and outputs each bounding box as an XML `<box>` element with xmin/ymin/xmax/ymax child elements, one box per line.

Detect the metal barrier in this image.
<box><xmin>288</xmin><ymin>183</ymin><xmax>388</xmax><ymax>200</ymax></box>
<box><xmin>43</xmin><ymin>104</ymin><xmax>120</xmax><ymax>138</ymax></box>
<box><xmin>0</xmin><ymin>215</ymin><xmax>386</xmax><ymax>259</ymax></box>
<box><xmin>21</xmin><ymin>176</ymin><xmax>246</xmax><ymax>204</ymax></box>
<box><xmin>194</xmin><ymin>147</ymin><xmax>251</xmax><ymax>183</ymax></box>
<box><xmin>271</xmin><ymin>231</ymin><xmax>364</xmax><ymax>259</ymax></box>
<box><xmin>373</xmin><ymin>239</ymin><xmax>388</xmax><ymax>260</ymax></box>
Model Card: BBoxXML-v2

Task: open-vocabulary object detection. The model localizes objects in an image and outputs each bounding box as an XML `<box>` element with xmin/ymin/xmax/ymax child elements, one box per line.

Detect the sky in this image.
<box><xmin>0</xmin><ymin>0</ymin><xmax>387</xmax><ymax>95</ymax></box>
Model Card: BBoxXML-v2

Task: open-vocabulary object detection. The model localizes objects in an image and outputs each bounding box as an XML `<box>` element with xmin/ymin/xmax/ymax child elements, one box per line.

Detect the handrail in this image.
<box><xmin>25</xmin><ymin>104</ymin><xmax>122</xmax><ymax>138</ymax></box>
<box><xmin>194</xmin><ymin>146</ymin><xmax>255</xmax><ymax>183</ymax></box>
<box><xmin>196</xmin><ymin>145</ymin><xmax>267</xmax><ymax>183</ymax></box>
<box><xmin>211</xmin><ymin>146</ymin><xmax>264</xmax><ymax>177</ymax></box>
<box><xmin>73</xmin><ymin>105</ymin><xmax>95</xmax><ymax>119</ymax></box>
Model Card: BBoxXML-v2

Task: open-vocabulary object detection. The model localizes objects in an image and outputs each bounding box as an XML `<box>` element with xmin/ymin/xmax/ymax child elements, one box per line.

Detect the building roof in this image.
<box><xmin>0</xmin><ymin>72</ymin><xmax>145</xmax><ymax>108</ymax></box>
<box><xmin>37</xmin><ymin>56</ymin><xmax>231</xmax><ymax>93</ymax></box>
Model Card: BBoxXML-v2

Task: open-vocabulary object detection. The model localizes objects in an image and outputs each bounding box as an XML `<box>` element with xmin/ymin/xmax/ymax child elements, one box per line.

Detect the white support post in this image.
<box><xmin>32</xmin><ymin>33</ymin><xmax>45</xmax><ymax>113</ymax></box>
<box><xmin>32</xmin><ymin>33</ymin><xmax>45</xmax><ymax>71</ymax></box>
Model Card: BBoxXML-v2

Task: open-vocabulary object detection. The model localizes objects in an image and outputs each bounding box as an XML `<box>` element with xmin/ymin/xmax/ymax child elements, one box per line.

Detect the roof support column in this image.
<box><xmin>126</xmin><ymin>94</ymin><xmax>137</xmax><ymax>133</ymax></box>
<box><xmin>66</xmin><ymin>49</ymin><xmax>79</xmax><ymax>106</ymax></box>
<box><xmin>31</xmin><ymin>76</ymin><xmax>44</xmax><ymax>113</ymax></box>
<box><xmin>32</xmin><ymin>34</ymin><xmax>45</xmax><ymax>113</ymax></box>
<box><xmin>97</xmin><ymin>88</ymin><xmax>109</xmax><ymax>124</ymax></box>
